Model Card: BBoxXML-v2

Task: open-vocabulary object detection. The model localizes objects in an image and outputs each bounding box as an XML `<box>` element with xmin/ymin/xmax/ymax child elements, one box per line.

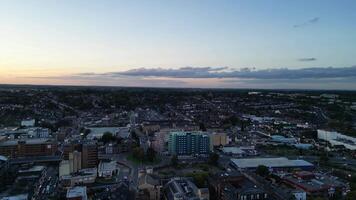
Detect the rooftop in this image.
<box><xmin>231</xmin><ymin>157</ymin><xmax>313</xmax><ymax>169</ymax></box>
<box><xmin>86</xmin><ymin>127</ymin><xmax>130</xmax><ymax>139</ymax></box>
<box><xmin>0</xmin><ymin>138</ymin><xmax>53</xmax><ymax>146</ymax></box>
<box><xmin>66</xmin><ymin>186</ymin><xmax>87</xmax><ymax>199</ymax></box>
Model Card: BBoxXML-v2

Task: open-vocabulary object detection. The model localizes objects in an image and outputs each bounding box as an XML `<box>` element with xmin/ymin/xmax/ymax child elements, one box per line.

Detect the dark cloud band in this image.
<box><xmin>103</xmin><ymin>66</ymin><xmax>356</xmax><ymax>80</ymax></box>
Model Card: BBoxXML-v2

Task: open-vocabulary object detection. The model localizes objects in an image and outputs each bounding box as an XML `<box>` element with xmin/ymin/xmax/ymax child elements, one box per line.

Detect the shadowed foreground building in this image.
<box><xmin>164</xmin><ymin>177</ymin><xmax>209</xmax><ymax>200</ymax></box>
<box><xmin>209</xmin><ymin>172</ymin><xmax>268</xmax><ymax>200</ymax></box>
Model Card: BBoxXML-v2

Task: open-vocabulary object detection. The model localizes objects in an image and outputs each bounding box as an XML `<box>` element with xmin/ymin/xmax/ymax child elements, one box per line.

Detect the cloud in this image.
<box><xmin>293</xmin><ymin>17</ymin><xmax>319</xmax><ymax>28</ymax></box>
<box><xmin>111</xmin><ymin>66</ymin><xmax>229</xmax><ymax>78</ymax></box>
<box><xmin>298</xmin><ymin>58</ymin><xmax>317</xmax><ymax>62</ymax></box>
<box><xmin>102</xmin><ymin>66</ymin><xmax>356</xmax><ymax>80</ymax></box>
<box><xmin>24</xmin><ymin>66</ymin><xmax>356</xmax><ymax>90</ymax></box>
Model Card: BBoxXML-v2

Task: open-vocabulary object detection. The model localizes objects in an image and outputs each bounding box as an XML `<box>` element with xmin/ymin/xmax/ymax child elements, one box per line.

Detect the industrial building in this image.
<box><xmin>317</xmin><ymin>130</ymin><xmax>356</xmax><ymax>150</ymax></box>
<box><xmin>230</xmin><ymin>157</ymin><xmax>314</xmax><ymax>171</ymax></box>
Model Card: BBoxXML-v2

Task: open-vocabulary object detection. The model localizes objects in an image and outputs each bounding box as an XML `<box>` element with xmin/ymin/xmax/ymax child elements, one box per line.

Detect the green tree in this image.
<box><xmin>256</xmin><ymin>165</ymin><xmax>269</xmax><ymax>177</ymax></box>
<box><xmin>199</xmin><ymin>123</ymin><xmax>207</xmax><ymax>131</ymax></box>
<box><xmin>83</xmin><ymin>128</ymin><xmax>91</xmax><ymax>138</ymax></box>
<box><xmin>191</xmin><ymin>172</ymin><xmax>209</xmax><ymax>187</ymax></box>
<box><xmin>101</xmin><ymin>132</ymin><xmax>116</xmax><ymax>144</ymax></box>
<box><xmin>171</xmin><ymin>155</ymin><xmax>178</xmax><ymax>167</ymax></box>
<box><xmin>146</xmin><ymin>147</ymin><xmax>156</xmax><ymax>162</ymax></box>
<box><xmin>319</xmin><ymin>152</ymin><xmax>329</xmax><ymax>165</ymax></box>
<box><xmin>346</xmin><ymin>191</ymin><xmax>356</xmax><ymax>200</ymax></box>
<box><xmin>133</xmin><ymin>147</ymin><xmax>145</xmax><ymax>161</ymax></box>
<box><xmin>208</xmin><ymin>152</ymin><xmax>219</xmax><ymax>166</ymax></box>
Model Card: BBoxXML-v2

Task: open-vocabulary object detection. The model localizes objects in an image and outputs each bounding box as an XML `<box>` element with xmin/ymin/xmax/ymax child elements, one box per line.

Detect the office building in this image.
<box><xmin>210</xmin><ymin>132</ymin><xmax>228</xmax><ymax>147</ymax></box>
<box><xmin>69</xmin><ymin>151</ymin><xmax>82</xmax><ymax>173</ymax></box>
<box><xmin>63</xmin><ymin>141</ymin><xmax>98</xmax><ymax>168</ymax></box>
<box><xmin>0</xmin><ymin>138</ymin><xmax>57</xmax><ymax>158</ymax></box>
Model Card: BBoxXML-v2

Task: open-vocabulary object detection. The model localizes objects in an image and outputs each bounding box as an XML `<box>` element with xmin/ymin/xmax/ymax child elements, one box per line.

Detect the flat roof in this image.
<box><xmin>222</xmin><ymin>147</ymin><xmax>244</xmax><ymax>154</ymax></box>
<box><xmin>1</xmin><ymin>194</ymin><xmax>28</xmax><ymax>200</ymax></box>
<box><xmin>231</xmin><ymin>157</ymin><xmax>313</xmax><ymax>169</ymax></box>
<box><xmin>19</xmin><ymin>165</ymin><xmax>45</xmax><ymax>173</ymax></box>
<box><xmin>66</xmin><ymin>186</ymin><xmax>87</xmax><ymax>198</ymax></box>
<box><xmin>0</xmin><ymin>138</ymin><xmax>53</xmax><ymax>146</ymax></box>
<box><xmin>87</xmin><ymin>127</ymin><xmax>130</xmax><ymax>139</ymax></box>
<box><xmin>98</xmin><ymin>161</ymin><xmax>117</xmax><ymax>171</ymax></box>
<box><xmin>0</xmin><ymin>155</ymin><xmax>8</xmax><ymax>161</ymax></box>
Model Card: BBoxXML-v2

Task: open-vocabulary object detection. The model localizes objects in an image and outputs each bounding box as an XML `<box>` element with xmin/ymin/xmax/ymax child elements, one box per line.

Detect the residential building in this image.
<box><xmin>168</xmin><ymin>131</ymin><xmax>211</xmax><ymax>156</ymax></box>
<box><xmin>210</xmin><ymin>132</ymin><xmax>228</xmax><ymax>147</ymax></box>
<box><xmin>138</xmin><ymin>170</ymin><xmax>161</xmax><ymax>200</ymax></box>
<box><xmin>281</xmin><ymin>171</ymin><xmax>349</xmax><ymax>198</ymax></box>
<box><xmin>209</xmin><ymin>172</ymin><xmax>268</xmax><ymax>200</ymax></box>
<box><xmin>164</xmin><ymin>177</ymin><xmax>209</xmax><ymax>200</ymax></box>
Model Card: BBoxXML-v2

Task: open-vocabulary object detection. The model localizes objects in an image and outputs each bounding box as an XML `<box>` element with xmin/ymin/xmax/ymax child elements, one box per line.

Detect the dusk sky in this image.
<box><xmin>1</xmin><ymin>0</ymin><xmax>356</xmax><ymax>89</ymax></box>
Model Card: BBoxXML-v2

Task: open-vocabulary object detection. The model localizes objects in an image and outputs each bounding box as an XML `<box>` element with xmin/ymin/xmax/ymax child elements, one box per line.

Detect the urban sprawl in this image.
<box><xmin>0</xmin><ymin>85</ymin><xmax>356</xmax><ymax>200</ymax></box>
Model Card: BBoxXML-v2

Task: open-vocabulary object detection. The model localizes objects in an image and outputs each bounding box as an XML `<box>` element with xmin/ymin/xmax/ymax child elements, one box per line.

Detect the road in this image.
<box><xmin>32</xmin><ymin>166</ymin><xmax>59</xmax><ymax>200</ymax></box>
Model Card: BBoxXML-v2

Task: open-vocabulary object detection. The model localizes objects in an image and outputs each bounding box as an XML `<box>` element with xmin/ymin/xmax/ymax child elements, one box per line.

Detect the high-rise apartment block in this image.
<box><xmin>168</xmin><ymin>131</ymin><xmax>211</xmax><ymax>156</ymax></box>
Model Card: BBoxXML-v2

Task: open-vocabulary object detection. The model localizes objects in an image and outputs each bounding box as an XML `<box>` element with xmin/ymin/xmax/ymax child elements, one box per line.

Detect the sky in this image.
<box><xmin>0</xmin><ymin>0</ymin><xmax>356</xmax><ymax>89</ymax></box>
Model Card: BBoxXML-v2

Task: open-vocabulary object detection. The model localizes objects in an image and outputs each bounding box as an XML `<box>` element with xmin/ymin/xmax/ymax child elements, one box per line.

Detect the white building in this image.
<box><xmin>98</xmin><ymin>161</ymin><xmax>119</xmax><ymax>178</ymax></box>
<box><xmin>66</xmin><ymin>186</ymin><xmax>87</xmax><ymax>200</ymax></box>
<box><xmin>292</xmin><ymin>190</ymin><xmax>307</xmax><ymax>200</ymax></box>
<box><xmin>317</xmin><ymin>130</ymin><xmax>356</xmax><ymax>150</ymax></box>
<box><xmin>27</xmin><ymin>127</ymin><xmax>50</xmax><ymax>138</ymax></box>
<box><xmin>21</xmin><ymin>119</ymin><xmax>35</xmax><ymax>127</ymax></box>
<box><xmin>59</xmin><ymin>160</ymin><xmax>70</xmax><ymax>177</ymax></box>
<box><xmin>61</xmin><ymin>168</ymin><xmax>97</xmax><ymax>187</ymax></box>
<box><xmin>270</xmin><ymin>135</ymin><xmax>297</xmax><ymax>144</ymax></box>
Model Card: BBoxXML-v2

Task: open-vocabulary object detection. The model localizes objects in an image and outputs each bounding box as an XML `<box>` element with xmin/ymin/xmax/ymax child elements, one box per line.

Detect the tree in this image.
<box><xmin>319</xmin><ymin>152</ymin><xmax>329</xmax><ymax>165</ymax></box>
<box><xmin>346</xmin><ymin>191</ymin><xmax>356</xmax><ymax>200</ymax></box>
<box><xmin>208</xmin><ymin>152</ymin><xmax>219</xmax><ymax>166</ymax></box>
<box><xmin>190</xmin><ymin>172</ymin><xmax>209</xmax><ymax>188</ymax></box>
<box><xmin>101</xmin><ymin>132</ymin><xmax>116</xmax><ymax>144</ymax></box>
<box><xmin>133</xmin><ymin>147</ymin><xmax>145</xmax><ymax>161</ymax></box>
<box><xmin>171</xmin><ymin>155</ymin><xmax>178</xmax><ymax>167</ymax></box>
<box><xmin>83</xmin><ymin>129</ymin><xmax>91</xmax><ymax>138</ymax></box>
<box><xmin>146</xmin><ymin>147</ymin><xmax>156</xmax><ymax>162</ymax></box>
<box><xmin>256</xmin><ymin>165</ymin><xmax>269</xmax><ymax>177</ymax></box>
<box><xmin>199</xmin><ymin>123</ymin><xmax>207</xmax><ymax>131</ymax></box>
